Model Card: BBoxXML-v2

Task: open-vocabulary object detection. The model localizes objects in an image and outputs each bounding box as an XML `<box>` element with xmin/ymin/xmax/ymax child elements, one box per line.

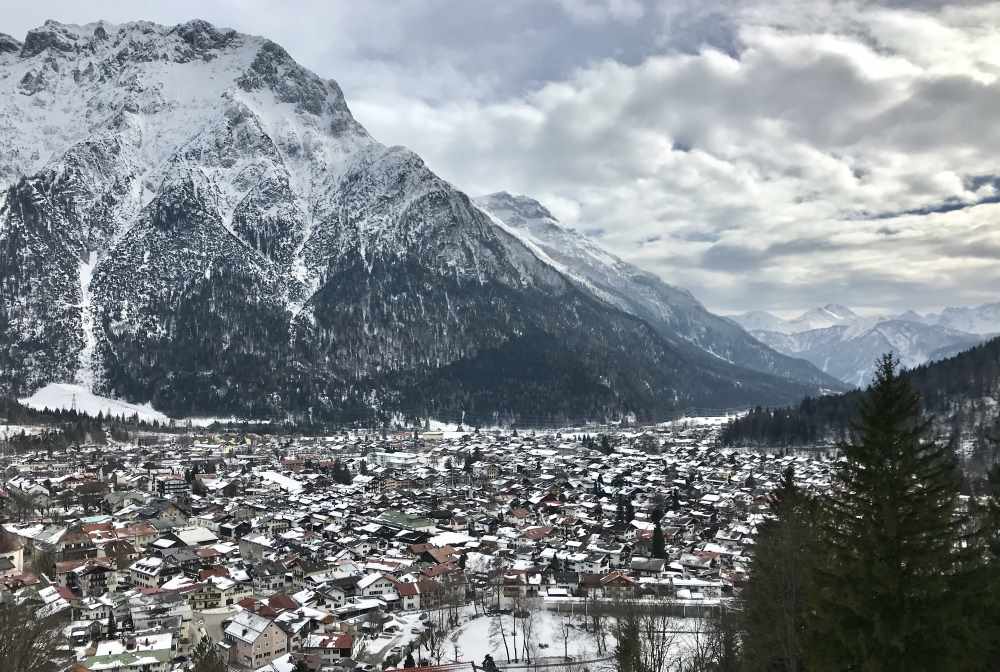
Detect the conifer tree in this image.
<box><xmin>192</xmin><ymin>636</ymin><xmax>227</xmax><ymax>672</ymax></box>
<box><xmin>651</xmin><ymin>521</ymin><xmax>665</xmax><ymax>559</ymax></box>
<box><xmin>809</xmin><ymin>354</ymin><xmax>974</xmax><ymax>671</ymax></box>
<box><xmin>740</xmin><ymin>465</ymin><xmax>816</xmax><ymax>672</ymax></box>
<box><xmin>957</xmin><ymin>454</ymin><xmax>1000</xmax><ymax>670</ymax></box>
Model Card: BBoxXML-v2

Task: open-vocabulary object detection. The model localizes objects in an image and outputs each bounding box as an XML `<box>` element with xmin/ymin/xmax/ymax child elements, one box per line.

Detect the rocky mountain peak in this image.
<box><xmin>0</xmin><ymin>18</ymin><xmax>837</xmax><ymax>422</ymax></box>
<box><xmin>476</xmin><ymin>192</ymin><xmax>558</xmax><ymax>225</ymax></box>
<box><xmin>0</xmin><ymin>33</ymin><xmax>21</xmax><ymax>55</ymax></box>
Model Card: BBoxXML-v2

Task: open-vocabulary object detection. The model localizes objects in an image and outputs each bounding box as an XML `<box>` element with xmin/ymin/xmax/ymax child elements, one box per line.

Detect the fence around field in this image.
<box><xmin>540</xmin><ymin>596</ymin><xmax>727</xmax><ymax>619</ymax></box>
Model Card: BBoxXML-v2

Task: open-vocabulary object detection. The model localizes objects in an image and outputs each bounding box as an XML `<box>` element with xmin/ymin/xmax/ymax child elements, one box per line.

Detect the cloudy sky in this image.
<box><xmin>5</xmin><ymin>0</ymin><xmax>1000</xmax><ymax>315</ymax></box>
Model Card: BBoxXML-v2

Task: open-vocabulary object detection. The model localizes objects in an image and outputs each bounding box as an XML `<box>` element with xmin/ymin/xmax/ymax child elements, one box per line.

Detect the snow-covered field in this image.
<box><xmin>659</xmin><ymin>414</ymin><xmax>744</xmax><ymax>428</ymax></box>
<box><xmin>451</xmin><ymin>611</ymin><xmax>605</xmax><ymax>663</ymax></box>
<box><xmin>18</xmin><ymin>383</ymin><xmax>169</xmax><ymax>424</ymax></box>
<box><xmin>451</xmin><ymin>609</ymin><xmax>708</xmax><ymax>668</ymax></box>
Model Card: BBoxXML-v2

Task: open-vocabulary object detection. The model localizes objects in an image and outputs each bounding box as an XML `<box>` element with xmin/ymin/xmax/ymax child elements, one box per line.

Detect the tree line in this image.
<box><xmin>721</xmin><ymin>335</ymin><xmax>1000</xmax><ymax>449</ymax></box>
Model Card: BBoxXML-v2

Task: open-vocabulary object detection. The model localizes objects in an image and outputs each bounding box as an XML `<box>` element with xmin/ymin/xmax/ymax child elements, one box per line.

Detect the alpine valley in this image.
<box><xmin>0</xmin><ymin>19</ymin><xmax>845</xmax><ymax>423</ymax></box>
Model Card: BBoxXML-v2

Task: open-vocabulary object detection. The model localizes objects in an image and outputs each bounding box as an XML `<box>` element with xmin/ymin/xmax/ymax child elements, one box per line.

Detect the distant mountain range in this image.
<box><xmin>730</xmin><ymin>303</ymin><xmax>998</xmax><ymax>387</ymax></box>
<box><xmin>0</xmin><ymin>20</ymin><xmax>840</xmax><ymax>423</ymax></box>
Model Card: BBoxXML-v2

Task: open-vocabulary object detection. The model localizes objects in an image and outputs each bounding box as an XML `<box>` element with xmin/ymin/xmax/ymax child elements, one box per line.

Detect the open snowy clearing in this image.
<box><xmin>451</xmin><ymin>610</ymin><xmax>708</xmax><ymax>667</ymax></box>
<box><xmin>658</xmin><ymin>414</ymin><xmax>744</xmax><ymax>427</ymax></box>
<box><xmin>452</xmin><ymin>612</ymin><xmax>601</xmax><ymax>662</ymax></box>
<box><xmin>18</xmin><ymin>383</ymin><xmax>169</xmax><ymax>424</ymax></box>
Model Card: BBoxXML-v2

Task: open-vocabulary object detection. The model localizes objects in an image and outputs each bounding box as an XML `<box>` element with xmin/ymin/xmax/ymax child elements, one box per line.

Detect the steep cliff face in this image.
<box><xmin>0</xmin><ymin>20</ymin><xmax>826</xmax><ymax>422</ymax></box>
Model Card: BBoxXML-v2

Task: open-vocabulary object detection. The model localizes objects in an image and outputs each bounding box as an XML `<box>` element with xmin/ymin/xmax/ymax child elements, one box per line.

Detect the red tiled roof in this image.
<box><xmin>268</xmin><ymin>593</ymin><xmax>299</xmax><ymax>612</ymax></box>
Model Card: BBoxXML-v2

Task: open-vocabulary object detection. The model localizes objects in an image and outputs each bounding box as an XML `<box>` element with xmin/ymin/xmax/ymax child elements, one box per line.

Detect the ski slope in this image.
<box><xmin>18</xmin><ymin>383</ymin><xmax>169</xmax><ymax>424</ymax></box>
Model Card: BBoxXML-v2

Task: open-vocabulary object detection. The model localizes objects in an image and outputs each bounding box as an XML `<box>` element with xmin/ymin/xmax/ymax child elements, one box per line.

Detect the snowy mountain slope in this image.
<box><xmin>926</xmin><ymin>303</ymin><xmax>1000</xmax><ymax>335</ymax></box>
<box><xmin>729</xmin><ymin>310</ymin><xmax>790</xmax><ymax>334</ymax></box>
<box><xmin>730</xmin><ymin>304</ymin><xmax>860</xmax><ymax>334</ymax></box>
<box><xmin>19</xmin><ymin>382</ymin><xmax>168</xmax><ymax>423</ymax></box>
<box><xmin>474</xmin><ymin>192</ymin><xmax>844</xmax><ymax>391</ymax></box>
<box><xmin>0</xmin><ymin>19</ymin><xmax>829</xmax><ymax>421</ymax></box>
<box><xmin>750</xmin><ymin>319</ymin><xmax>986</xmax><ymax>387</ymax></box>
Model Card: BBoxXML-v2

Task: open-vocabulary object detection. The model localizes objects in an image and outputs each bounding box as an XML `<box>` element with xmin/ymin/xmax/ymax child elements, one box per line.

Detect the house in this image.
<box><xmin>163</xmin><ymin>526</ymin><xmax>219</xmax><ymax>548</ymax></box>
<box><xmin>253</xmin><ymin>560</ymin><xmax>291</xmax><ymax>595</ymax></box>
<box><xmin>75</xmin><ymin>633</ymin><xmax>175</xmax><ymax>672</ymax></box>
<box><xmin>302</xmin><ymin>633</ymin><xmax>354</xmax><ymax>664</ymax></box>
<box><xmin>630</xmin><ymin>557</ymin><xmax>666</xmax><ymax>577</ymax></box>
<box><xmin>129</xmin><ymin>556</ymin><xmax>179</xmax><ymax>589</ymax></box>
<box><xmin>224</xmin><ymin>610</ymin><xmax>289</xmax><ymax>670</ymax></box>
<box><xmin>600</xmin><ymin>570</ymin><xmax>639</xmax><ymax>595</ymax></box>
<box><xmin>189</xmin><ymin>576</ymin><xmax>252</xmax><ymax>610</ymax></box>
<box><xmin>356</xmin><ymin>573</ymin><xmax>398</xmax><ymax>600</ymax></box>
<box><xmin>56</xmin><ymin>558</ymin><xmax>115</xmax><ymax>596</ymax></box>
<box><xmin>396</xmin><ymin>581</ymin><xmax>422</xmax><ymax>611</ymax></box>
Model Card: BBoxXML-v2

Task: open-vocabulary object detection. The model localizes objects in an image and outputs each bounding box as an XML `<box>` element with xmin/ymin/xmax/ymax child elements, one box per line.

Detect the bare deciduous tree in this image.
<box><xmin>424</xmin><ymin>608</ymin><xmax>449</xmax><ymax>665</ymax></box>
<box><xmin>557</xmin><ymin>602</ymin><xmax>575</xmax><ymax>660</ymax></box>
<box><xmin>449</xmin><ymin>632</ymin><xmax>463</xmax><ymax>662</ymax></box>
<box><xmin>519</xmin><ymin>601</ymin><xmax>536</xmax><ymax>663</ymax></box>
<box><xmin>585</xmin><ymin>590</ymin><xmax>608</xmax><ymax>655</ymax></box>
<box><xmin>0</xmin><ymin>602</ymin><xmax>67</xmax><ymax>672</ymax></box>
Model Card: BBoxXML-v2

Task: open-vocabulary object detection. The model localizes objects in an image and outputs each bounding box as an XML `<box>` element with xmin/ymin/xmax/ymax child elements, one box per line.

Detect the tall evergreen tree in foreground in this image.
<box><xmin>741</xmin><ymin>465</ymin><xmax>817</xmax><ymax>672</ymax></box>
<box><xmin>809</xmin><ymin>354</ymin><xmax>975</xmax><ymax>672</ymax></box>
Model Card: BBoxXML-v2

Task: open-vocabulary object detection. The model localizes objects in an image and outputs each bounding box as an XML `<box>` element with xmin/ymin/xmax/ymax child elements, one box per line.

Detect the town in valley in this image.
<box><xmin>0</xmin><ymin>416</ymin><xmax>830</xmax><ymax>671</ymax></box>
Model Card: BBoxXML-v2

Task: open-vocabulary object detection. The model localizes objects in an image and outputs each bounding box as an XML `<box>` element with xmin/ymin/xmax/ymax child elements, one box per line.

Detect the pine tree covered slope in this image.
<box><xmin>0</xmin><ymin>19</ymin><xmax>828</xmax><ymax>422</ymax></box>
<box><xmin>721</xmin><ymin>335</ymin><xmax>1000</xmax><ymax>448</ymax></box>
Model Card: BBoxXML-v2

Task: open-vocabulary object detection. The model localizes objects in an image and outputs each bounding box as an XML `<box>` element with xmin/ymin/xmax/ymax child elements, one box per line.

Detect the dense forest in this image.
<box><xmin>720</xmin><ymin>336</ymin><xmax>1000</xmax><ymax>449</ymax></box>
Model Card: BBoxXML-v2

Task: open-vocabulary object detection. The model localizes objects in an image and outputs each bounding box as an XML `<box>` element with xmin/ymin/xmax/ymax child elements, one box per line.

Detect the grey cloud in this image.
<box><xmin>5</xmin><ymin>0</ymin><xmax>999</xmax><ymax>314</ymax></box>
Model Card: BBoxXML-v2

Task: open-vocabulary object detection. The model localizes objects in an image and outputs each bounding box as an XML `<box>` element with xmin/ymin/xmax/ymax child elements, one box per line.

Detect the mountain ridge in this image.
<box><xmin>0</xmin><ymin>19</ymin><xmax>831</xmax><ymax>422</ymax></box>
<box><xmin>474</xmin><ymin>191</ymin><xmax>844</xmax><ymax>390</ymax></box>
<box><xmin>731</xmin><ymin>303</ymin><xmax>995</xmax><ymax>387</ymax></box>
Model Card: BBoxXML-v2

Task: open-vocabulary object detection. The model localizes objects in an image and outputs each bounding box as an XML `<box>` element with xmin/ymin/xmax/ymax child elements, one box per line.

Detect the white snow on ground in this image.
<box><xmin>452</xmin><ymin>609</ymin><xmax>706</xmax><ymax>666</ymax></box>
<box><xmin>427</xmin><ymin>419</ymin><xmax>461</xmax><ymax>432</ymax></box>
<box><xmin>19</xmin><ymin>383</ymin><xmax>168</xmax><ymax>423</ymax></box>
<box><xmin>452</xmin><ymin>611</ymin><xmax>605</xmax><ymax>662</ymax></box>
<box><xmin>359</xmin><ymin>612</ymin><xmax>425</xmax><ymax>662</ymax></box>
<box><xmin>658</xmin><ymin>414</ymin><xmax>744</xmax><ymax>427</ymax></box>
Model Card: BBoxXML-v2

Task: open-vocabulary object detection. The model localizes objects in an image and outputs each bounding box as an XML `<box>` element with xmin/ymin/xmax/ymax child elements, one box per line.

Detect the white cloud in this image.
<box><xmin>349</xmin><ymin>2</ymin><xmax>1000</xmax><ymax>314</ymax></box>
<box><xmin>4</xmin><ymin>0</ymin><xmax>999</xmax><ymax>314</ymax></box>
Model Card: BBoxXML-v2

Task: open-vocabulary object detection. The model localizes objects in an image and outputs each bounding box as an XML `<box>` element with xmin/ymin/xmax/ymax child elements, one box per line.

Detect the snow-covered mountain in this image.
<box><xmin>474</xmin><ymin>192</ymin><xmax>843</xmax><ymax>390</ymax></box>
<box><xmin>730</xmin><ymin>304</ymin><xmax>859</xmax><ymax>334</ymax></box>
<box><xmin>0</xmin><ymin>19</ymin><xmax>831</xmax><ymax>422</ymax></box>
<box><xmin>744</xmin><ymin>309</ymin><xmax>988</xmax><ymax>387</ymax></box>
<box><xmin>923</xmin><ymin>303</ymin><xmax>1000</xmax><ymax>335</ymax></box>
